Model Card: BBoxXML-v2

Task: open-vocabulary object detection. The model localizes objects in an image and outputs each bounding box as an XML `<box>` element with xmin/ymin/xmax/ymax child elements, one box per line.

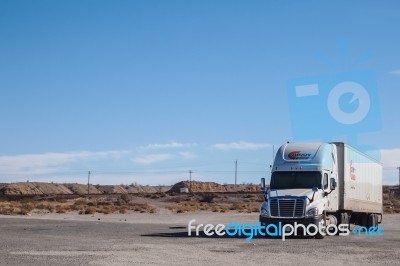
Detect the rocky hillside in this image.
<box><xmin>168</xmin><ymin>181</ymin><xmax>259</xmax><ymax>193</ymax></box>
<box><xmin>1</xmin><ymin>182</ymin><xmax>73</xmax><ymax>195</ymax></box>
<box><xmin>0</xmin><ymin>182</ymin><xmax>171</xmax><ymax>196</ymax></box>
<box><xmin>64</xmin><ymin>183</ymin><xmax>102</xmax><ymax>195</ymax></box>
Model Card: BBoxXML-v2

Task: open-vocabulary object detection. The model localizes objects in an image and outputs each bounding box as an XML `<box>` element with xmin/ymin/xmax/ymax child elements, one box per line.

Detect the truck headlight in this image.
<box><xmin>260</xmin><ymin>207</ymin><xmax>269</xmax><ymax>217</ymax></box>
<box><xmin>260</xmin><ymin>202</ymin><xmax>269</xmax><ymax>217</ymax></box>
<box><xmin>305</xmin><ymin>207</ymin><xmax>318</xmax><ymax>217</ymax></box>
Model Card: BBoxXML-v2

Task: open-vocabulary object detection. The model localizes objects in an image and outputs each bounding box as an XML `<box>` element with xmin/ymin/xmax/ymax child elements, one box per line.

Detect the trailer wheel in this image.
<box><xmin>368</xmin><ymin>214</ymin><xmax>377</xmax><ymax>228</ymax></box>
<box><xmin>335</xmin><ymin>213</ymin><xmax>350</xmax><ymax>236</ymax></box>
<box><xmin>341</xmin><ymin>212</ymin><xmax>350</xmax><ymax>225</ymax></box>
<box><xmin>361</xmin><ymin>214</ymin><xmax>368</xmax><ymax>228</ymax></box>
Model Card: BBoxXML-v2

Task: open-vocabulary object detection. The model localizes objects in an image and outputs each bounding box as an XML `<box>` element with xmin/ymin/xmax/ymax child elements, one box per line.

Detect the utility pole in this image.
<box><xmin>189</xmin><ymin>170</ymin><xmax>192</xmax><ymax>192</ymax></box>
<box><xmin>397</xmin><ymin>167</ymin><xmax>400</xmax><ymax>190</ymax></box>
<box><xmin>87</xmin><ymin>171</ymin><xmax>91</xmax><ymax>195</ymax></box>
<box><xmin>234</xmin><ymin>160</ymin><xmax>237</xmax><ymax>185</ymax></box>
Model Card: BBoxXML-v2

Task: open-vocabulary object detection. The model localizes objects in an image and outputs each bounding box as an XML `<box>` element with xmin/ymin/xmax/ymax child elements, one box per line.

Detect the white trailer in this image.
<box><xmin>336</xmin><ymin>143</ymin><xmax>382</xmax><ymax>213</ymax></box>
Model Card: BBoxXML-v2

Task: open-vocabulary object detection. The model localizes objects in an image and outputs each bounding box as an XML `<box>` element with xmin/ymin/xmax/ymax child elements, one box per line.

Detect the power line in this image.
<box><xmin>70</xmin><ymin>170</ymin><xmax>269</xmax><ymax>174</ymax></box>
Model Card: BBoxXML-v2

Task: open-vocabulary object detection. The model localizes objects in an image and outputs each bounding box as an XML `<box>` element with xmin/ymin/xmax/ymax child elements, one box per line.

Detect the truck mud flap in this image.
<box><xmin>377</xmin><ymin>213</ymin><xmax>383</xmax><ymax>224</ymax></box>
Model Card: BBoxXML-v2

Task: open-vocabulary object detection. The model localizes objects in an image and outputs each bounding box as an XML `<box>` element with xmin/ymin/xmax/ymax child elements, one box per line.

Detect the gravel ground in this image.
<box><xmin>0</xmin><ymin>213</ymin><xmax>399</xmax><ymax>266</ymax></box>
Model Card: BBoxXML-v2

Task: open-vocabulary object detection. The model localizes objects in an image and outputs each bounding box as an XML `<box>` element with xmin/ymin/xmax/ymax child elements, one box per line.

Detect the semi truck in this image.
<box><xmin>260</xmin><ymin>142</ymin><xmax>383</xmax><ymax>238</ymax></box>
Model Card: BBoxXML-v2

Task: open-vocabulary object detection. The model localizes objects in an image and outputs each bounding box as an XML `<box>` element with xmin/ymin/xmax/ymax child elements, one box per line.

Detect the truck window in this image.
<box><xmin>323</xmin><ymin>173</ymin><xmax>328</xmax><ymax>189</ymax></box>
<box><xmin>270</xmin><ymin>171</ymin><xmax>322</xmax><ymax>189</ymax></box>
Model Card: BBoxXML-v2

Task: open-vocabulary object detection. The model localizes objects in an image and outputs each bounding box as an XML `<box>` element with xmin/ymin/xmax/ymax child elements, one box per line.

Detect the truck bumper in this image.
<box><xmin>259</xmin><ymin>215</ymin><xmax>323</xmax><ymax>228</ymax></box>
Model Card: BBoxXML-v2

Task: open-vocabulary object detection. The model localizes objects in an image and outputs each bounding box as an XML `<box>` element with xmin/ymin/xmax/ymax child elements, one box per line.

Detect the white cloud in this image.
<box><xmin>380</xmin><ymin>148</ymin><xmax>400</xmax><ymax>168</ymax></box>
<box><xmin>0</xmin><ymin>150</ymin><xmax>129</xmax><ymax>176</ymax></box>
<box><xmin>131</xmin><ymin>154</ymin><xmax>174</xmax><ymax>165</ymax></box>
<box><xmin>390</xmin><ymin>69</ymin><xmax>400</xmax><ymax>75</ymax></box>
<box><xmin>214</xmin><ymin>141</ymin><xmax>271</xmax><ymax>151</ymax></box>
<box><xmin>179</xmin><ymin>152</ymin><xmax>197</xmax><ymax>159</ymax></box>
<box><xmin>141</xmin><ymin>142</ymin><xmax>197</xmax><ymax>150</ymax></box>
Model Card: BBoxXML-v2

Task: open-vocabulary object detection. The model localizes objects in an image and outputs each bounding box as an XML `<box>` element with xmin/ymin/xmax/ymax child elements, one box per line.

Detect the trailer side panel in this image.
<box><xmin>343</xmin><ymin>144</ymin><xmax>383</xmax><ymax>214</ymax></box>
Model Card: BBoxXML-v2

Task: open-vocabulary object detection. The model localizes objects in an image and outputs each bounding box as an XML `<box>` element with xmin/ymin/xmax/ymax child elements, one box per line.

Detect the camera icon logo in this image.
<box><xmin>287</xmin><ymin>71</ymin><xmax>381</xmax><ymax>142</ymax></box>
<box><xmin>327</xmin><ymin>81</ymin><xmax>370</xmax><ymax>125</ymax></box>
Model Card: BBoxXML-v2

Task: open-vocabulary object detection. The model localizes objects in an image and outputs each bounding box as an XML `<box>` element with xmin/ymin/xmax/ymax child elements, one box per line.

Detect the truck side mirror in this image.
<box><xmin>330</xmin><ymin>178</ymin><xmax>337</xmax><ymax>190</ymax></box>
<box><xmin>308</xmin><ymin>186</ymin><xmax>318</xmax><ymax>202</ymax></box>
<box><xmin>261</xmin><ymin>178</ymin><xmax>266</xmax><ymax>191</ymax></box>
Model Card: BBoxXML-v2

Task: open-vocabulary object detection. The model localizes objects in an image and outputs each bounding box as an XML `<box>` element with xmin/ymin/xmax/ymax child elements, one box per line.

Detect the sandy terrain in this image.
<box><xmin>1</xmin><ymin>182</ymin><xmax>399</xmax><ymax>265</ymax></box>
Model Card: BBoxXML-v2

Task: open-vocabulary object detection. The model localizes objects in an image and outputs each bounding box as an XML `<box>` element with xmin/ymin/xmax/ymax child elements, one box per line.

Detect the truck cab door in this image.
<box><xmin>324</xmin><ymin>172</ymin><xmax>339</xmax><ymax>211</ymax></box>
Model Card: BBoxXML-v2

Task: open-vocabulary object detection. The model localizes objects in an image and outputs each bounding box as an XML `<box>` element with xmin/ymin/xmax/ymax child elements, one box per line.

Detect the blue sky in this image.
<box><xmin>1</xmin><ymin>0</ymin><xmax>400</xmax><ymax>185</ymax></box>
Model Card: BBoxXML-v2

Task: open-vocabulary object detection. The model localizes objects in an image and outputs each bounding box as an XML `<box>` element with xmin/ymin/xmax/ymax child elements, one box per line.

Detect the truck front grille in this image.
<box><xmin>270</xmin><ymin>198</ymin><xmax>305</xmax><ymax>218</ymax></box>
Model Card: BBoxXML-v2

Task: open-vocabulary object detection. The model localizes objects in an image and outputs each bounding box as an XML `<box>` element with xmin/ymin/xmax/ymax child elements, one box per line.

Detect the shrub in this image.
<box><xmin>36</xmin><ymin>203</ymin><xmax>46</xmax><ymax>210</ymax></box>
<box><xmin>84</xmin><ymin>207</ymin><xmax>96</xmax><ymax>215</ymax></box>
<box><xmin>118</xmin><ymin>206</ymin><xmax>127</xmax><ymax>214</ymax></box>
<box><xmin>0</xmin><ymin>207</ymin><xmax>15</xmax><ymax>215</ymax></box>
<box><xmin>97</xmin><ymin>207</ymin><xmax>111</xmax><ymax>214</ymax></box>
<box><xmin>55</xmin><ymin>205</ymin><xmax>68</xmax><ymax>214</ymax></box>
<box><xmin>120</xmin><ymin>194</ymin><xmax>130</xmax><ymax>203</ymax></box>
<box><xmin>18</xmin><ymin>203</ymin><xmax>34</xmax><ymax>215</ymax></box>
<box><xmin>46</xmin><ymin>205</ymin><xmax>55</xmax><ymax>213</ymax></box>
<box><xmin>74</xmin><ymin>199</ymin><xmax>87</xmax><ymax>205</ymax></box>
<box><xmin>199</xmin><ymin>194</ymin><xmax>214</xmax><ymax>203</ymax></box>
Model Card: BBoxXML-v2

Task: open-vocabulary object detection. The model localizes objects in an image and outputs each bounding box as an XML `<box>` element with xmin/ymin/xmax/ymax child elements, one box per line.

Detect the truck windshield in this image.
<box><xmin>270</xmin><ymin>171</ymin><xmax>321</xmax><ymax>189</ymax></box>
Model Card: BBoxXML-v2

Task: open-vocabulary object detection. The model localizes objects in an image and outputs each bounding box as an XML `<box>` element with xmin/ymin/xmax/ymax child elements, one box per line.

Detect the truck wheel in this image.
<box><xmin>361</xmin><ymin>214</ymin><xmax>368</xmax><ymax>228</ymax></box>
<box><xmin>368</xmin><ymin>214</ymin><xmax>377</xmax><ymax>228</ymax></box>
<box><xmin>315</xmin><ymin>232</ymin><xmax>325</xmax><ymax>239</ymax></box>
<box><xmin>315</xmin><ymin>218</ymin><xmax>326</xmax><ymax>239</ymax></box>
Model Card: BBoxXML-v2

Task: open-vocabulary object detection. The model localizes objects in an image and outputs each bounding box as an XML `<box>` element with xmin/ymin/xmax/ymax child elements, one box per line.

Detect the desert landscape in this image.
<box><xmin>0</xmin><ymin>181</ymin><xmax>399</xmax><ymax>216</ymax></box>
<box><xmin>0</xmin><ymin>181</ymin><xmax>262</xmax><ymax>216</ymax></box>
<box><xmin>1</xmin><ymin>181</ymin><xmax>400</xmax><ymax>266</ymax></box>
